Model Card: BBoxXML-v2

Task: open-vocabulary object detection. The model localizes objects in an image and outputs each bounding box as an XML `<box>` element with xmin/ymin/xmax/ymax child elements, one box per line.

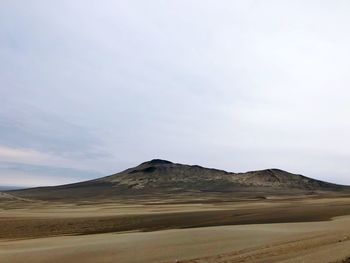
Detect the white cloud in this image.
<box><xmin>0</xmin><ymin>145</ymin><xmax>83</xmax><ymax>169</ymax></box>
<box><xmin>0</xmin><ymin>171</ymin><xmax>78</xmax><ymax>187</ymax></box>
<box><xmin>1</xmin><ymin>1</ymin><xmax>350</xmax><ymax>185</ymax></box>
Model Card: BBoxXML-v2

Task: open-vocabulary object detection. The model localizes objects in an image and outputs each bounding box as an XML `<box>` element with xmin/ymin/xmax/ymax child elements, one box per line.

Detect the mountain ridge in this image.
<box><xmin>7</xmin><ymin>159</ymin><xmax>350</xmax><ymax>201</ymax></box>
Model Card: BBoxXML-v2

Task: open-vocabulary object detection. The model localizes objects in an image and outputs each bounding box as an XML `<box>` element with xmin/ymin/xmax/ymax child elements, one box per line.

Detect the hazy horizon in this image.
<box><xmin>2</xmin><ymin>1</ymin><xmax>350</xmax><ymax>187</ymax></box>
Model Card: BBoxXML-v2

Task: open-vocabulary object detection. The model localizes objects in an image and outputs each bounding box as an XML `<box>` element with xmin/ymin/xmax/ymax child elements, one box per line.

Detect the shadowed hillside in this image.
<box><xmin>8</xmin><ymin>159</ymin><xmax>350</xmax><ymax>201</ymax></box>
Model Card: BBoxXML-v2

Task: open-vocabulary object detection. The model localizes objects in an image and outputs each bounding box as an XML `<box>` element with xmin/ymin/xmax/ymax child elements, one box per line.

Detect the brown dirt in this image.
<box><xmin>1</xmin><ymin>198</ymin><xmax>350</xmax><ymax>240</ymax></box>
<box><xmin>1</xmin><ymin>196</ymin><xmax>350</xmax><ymax>262</ymax></box>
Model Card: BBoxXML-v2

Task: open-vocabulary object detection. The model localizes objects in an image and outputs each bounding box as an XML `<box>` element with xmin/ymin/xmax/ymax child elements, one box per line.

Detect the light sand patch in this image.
<box><xmin>1</xmin><ymin>215</ymin><xmax>350</xmax><ymax>263</ymax></box>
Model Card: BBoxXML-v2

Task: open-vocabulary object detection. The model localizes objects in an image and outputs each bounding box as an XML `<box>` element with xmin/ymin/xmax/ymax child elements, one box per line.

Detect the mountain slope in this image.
<box><xmin>8</xmin><ymin>159</ymin><xmax>349</xmax><ymax>201</ymax></box>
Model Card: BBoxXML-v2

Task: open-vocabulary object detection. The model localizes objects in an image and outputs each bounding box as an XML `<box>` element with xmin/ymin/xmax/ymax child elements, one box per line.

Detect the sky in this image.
<box><xmin>1</xmin><ymin>1</ymin><xmax>350</xmax><ymax>187</ymax></box>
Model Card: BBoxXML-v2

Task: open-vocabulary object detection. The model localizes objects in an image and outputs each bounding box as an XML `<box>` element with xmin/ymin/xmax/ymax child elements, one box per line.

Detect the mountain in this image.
<box><xmin>8</xmin><ymin>159</ymin><xmax>350</xmax><ymax>201</ymax></box>
<box><xmin>0</xmin><ymin>192</ymin><xmax>29</xmax><ymax>201</ymax></box>
<box><xmin>0</xmin><ymin>186</ymin><xmax>24</xmax><ymax>191</ymax></box>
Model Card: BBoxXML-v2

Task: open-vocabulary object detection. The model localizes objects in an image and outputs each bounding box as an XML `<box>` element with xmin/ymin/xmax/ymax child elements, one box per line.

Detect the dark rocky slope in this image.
<box><xmin>8</xmin><ymin>159</ymin><xmax>349</xmax><ymax>201</ymax></box>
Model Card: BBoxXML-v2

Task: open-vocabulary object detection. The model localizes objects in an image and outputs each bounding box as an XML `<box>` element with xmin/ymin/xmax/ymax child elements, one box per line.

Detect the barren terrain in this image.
<box><xmin>1</xmin><ymin>195</ymin><xmax>350</xmax><ymax>263</ymax></box>
<box><xmin>2</xmin><ymin>161</ymin><xmax>350</xmax><ymax>262</ymax></box>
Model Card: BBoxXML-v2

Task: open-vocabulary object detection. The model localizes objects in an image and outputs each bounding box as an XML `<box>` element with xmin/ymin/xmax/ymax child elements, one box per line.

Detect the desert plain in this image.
<box><xmin>1</xmin><ymin>194</ymin><xmax>350</xmax><ymax>263</ymax></box>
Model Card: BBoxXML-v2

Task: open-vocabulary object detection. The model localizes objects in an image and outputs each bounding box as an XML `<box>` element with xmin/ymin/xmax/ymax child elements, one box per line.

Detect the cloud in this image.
<box><xmin>1</xmin><ymin>1</ymin><xmax>350</xmax><ymax>186</ymax></box>
<box><xmin>0</xmin><ymin>146</ymin><xmax>104</xmax><ymax>186</ymax></box>
<box><xmin>0</xmin><ymin>145</ymin><xmax>82</xmax><ymax>169</ymax></box>
<box><xmin>0</xmin><ymin>161</ymin><xmax>102</xmax><ymax>187</ymax></box>
<box><xmin>0</xmin><ymin>103</ymin><xmax>107</xmax><ymax>159</ymax></box>
<box><xmin>0</xmin><ymin>170</ymin><xmax>86</xmax><ymax>188</ymax></box>
<box><xmin>0</xmin><ymin>146</ymin><xmax>50</xmax><ymax>164</ymax></box>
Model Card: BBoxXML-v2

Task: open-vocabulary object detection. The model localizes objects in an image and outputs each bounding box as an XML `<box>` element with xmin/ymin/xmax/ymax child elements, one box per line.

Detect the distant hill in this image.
<box><xmin>8</xmin><ymin>159</ymin><xmax>350</xmax><ymax>201</ymax></box>
<box><xmin>0</xmin><ymin>186</ymin><xmax>23</xmax><ymax>191</ymax></box>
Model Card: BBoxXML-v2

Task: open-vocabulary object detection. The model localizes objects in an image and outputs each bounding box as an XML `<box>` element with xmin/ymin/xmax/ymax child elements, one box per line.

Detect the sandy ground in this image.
<box><xmin>1</xmin><ymin>197</ymin><xmax>350</xmax><ymax>262</ymax></box>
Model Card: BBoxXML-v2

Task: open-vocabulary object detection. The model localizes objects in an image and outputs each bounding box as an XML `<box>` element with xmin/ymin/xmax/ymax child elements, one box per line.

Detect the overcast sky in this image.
<box><xmin>1</xmin><ymin>1</ymin><xmax>350</xmax><ymax>187</ymax></box>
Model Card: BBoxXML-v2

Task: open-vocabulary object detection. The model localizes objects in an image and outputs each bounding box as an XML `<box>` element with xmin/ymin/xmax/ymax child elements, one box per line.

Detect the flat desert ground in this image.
<box><xmin>1</xmin><ymin>195</ymin><xmax>350</xmax><ymax>263</ymax></box>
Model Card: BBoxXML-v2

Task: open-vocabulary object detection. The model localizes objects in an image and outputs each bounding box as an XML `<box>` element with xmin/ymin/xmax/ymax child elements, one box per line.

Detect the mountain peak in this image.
<box><xmin>8</xmin><ymin>160</ymin><xmax>349</xmax><ymax>201</ymax></box>
<box><xmin>141</xmin><ymin>159</ymin><xmax>173</xmax><ymax>165</ymax></box>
